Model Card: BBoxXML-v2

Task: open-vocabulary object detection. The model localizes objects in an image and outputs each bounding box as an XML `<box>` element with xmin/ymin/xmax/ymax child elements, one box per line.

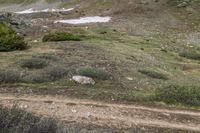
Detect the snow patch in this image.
<box><xmin>54</xmin><ymin>16</ymin><xmax>111</xmax><ymax>24</ymax></box>
<box><xmin>15</xmin><ymin>8</ymin><xmax>74</xmax><ymax>14</ymax></box>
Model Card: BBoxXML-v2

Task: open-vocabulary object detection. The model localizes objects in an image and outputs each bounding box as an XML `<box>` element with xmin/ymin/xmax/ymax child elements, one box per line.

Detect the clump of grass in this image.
<box><xmin>0</xmin><ymin>105</ymin><xmax>57</xmax><ymax>133</ymax></box>
<box><xmin>78</xmin><ymin>67</ymin><xmax>111</xmax><ymax>80</ymax></box>
<box><xmin>179</xmin><ymin>50</ymin><xmax>200</xmax><ymax>61</ymax></box>
<box><xmin>20</xmin><ymin>57</ymin><xmax>49</xmax><ymax>69</ymax></box>
<box><xmin>24</xmin><ymin>66</ymin><xmax>68</xmax><ymax>83</ymax></box>
<box><xmin>167</xmin><ymin>0</ymin><xmax>192</xmax><ymax>7</ymax></box>
<box><xmin>0</xmin><ymin>22</ymin><xmax>27</xmax><ymax>52</ymax></box>
<box><xmin>0</xmin><ymin>69</ymin><xmax>21</xmax><ymax>83</ymax></box>
<box><xmin>42</xmin><ymin>32</ymin><xmax>81</xmax><ymax>42</ymax></box>
<box><xmin>138</xmin><ymin>69</ymin><xmax>168</xmax><ymax>80</ymax></box>
<box><xmin>156</xmin><ymin>85</ymin><xmax>200</xmax><ymax>106</ymax></box>
<box><xmin>33</xmin><ymin>53</ymin><xmax>57</xmax><ymax>61</ymax></box>
<box><xmin>160</xmin><ymin>48</ymin><xmax>167</xmax><ymax>53</ymax></box>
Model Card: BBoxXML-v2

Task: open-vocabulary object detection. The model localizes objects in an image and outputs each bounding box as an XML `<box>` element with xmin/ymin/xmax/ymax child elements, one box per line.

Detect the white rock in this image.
<box><xmin>126</xmin><ymin>77</ymin><xmax>133</xmax><ymax>81</ymax></box>
<box><xmin>72</xmin><ymin>75</ymin><xmax>95</xmax><ymax>85</ymax></box>
<box><xmin>43</xmin><ymin>25</ymin><xmax>48</xmax><ymax>29</ymax></box>
<box><xmin>19</xmin><ymin>105</ymin><xmax>28</xmax><ymax>109</ymax></box>
<box><xmin>33</xmin><ymin>40</ymin><xmax>39</xmax><ymax>42</ymax></box>
<box><xmin>72</xmin><ymin>109</ymin><xmax>77</xmax><ymax>113</ymax></box>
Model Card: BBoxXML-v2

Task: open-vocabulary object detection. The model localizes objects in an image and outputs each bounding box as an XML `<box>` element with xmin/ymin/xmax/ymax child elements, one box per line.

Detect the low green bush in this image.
<box><xmin>42</xmin><ymin>32</ymin><xmax>81</xmax><ymax>42</ymax></box>
<box><xmin>0</xmin><ymin>69</ymin><xmax>21</xmax><ymax>83</ymax></box>
<box><xmin>0</xmin><ymin>23</ymin><xmax>27</xmax><ymax>52</ymax></box>
<box><xmin>20</xmin><ymin>58</ymin><xmax>49</xmax><ymax>69</ymax></box>
<box><xmin>138</xmin><ymin>69</ymin><xmax>168</xmax><ymax>80</ymax></box>
<box><xmin>0</xmin><ymin>105</ymin><xmax>57</xmax><ymax>133</ymax></box>
<box><xmin>156</xmin><ymin>85</ymin><xmax>200</xmax><ymax>106</ymax></box>
<box><xmin>179</xmin><ymin>50</ymin><xmax>200</xmax><ymax>61</ymax></box>
<box><xmin>78</xmin><ymin>67</ymin><xmax>111</xmax><ymax>80</ymax></box>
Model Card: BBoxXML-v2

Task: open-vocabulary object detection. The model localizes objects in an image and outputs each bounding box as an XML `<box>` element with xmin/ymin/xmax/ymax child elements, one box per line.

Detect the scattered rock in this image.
<box><xmin>85</xmin><ymin>112</ymin><xmax>92</xmax><ymax>119</ymax></box>
<box><xmin>19</xmin><ymin>104</ymin><xmax>28</xmax><ymax>109</ymax></box>
<box><xmin>162</xmin><ymin>113</ymin><xmax>170</xmax><ymax>117</ymax></box>
<box><xmin>72</xmin><ymin>75</ymin><xmax>95</xmax><ymax>85</ymax></box>
<box><xmin>0</xmin><ymin>12</ymin><xmax>27</xmax><ymax>27</ymax></box>
<box><xmin>126</xmin><ymin>77</ymin><xmax>133</xmax><ymax>81</ymax></box>
<box><xmin>33</xmin><ymin>40</ymin><xmax>39</xmax><ymax>42</ymax></box>
<box><xmin>71</xmin><ymin>109</ymin><xmax>77</xmax><ymax>113</ymax></box>
<box><xmin>43</xmin><ymin>25</ymin><xmax>48</xmax><ymax>29</ymax></box>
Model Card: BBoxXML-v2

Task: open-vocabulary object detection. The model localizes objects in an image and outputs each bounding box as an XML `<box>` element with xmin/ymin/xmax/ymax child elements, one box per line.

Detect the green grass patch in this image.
<box><xmin>0</xmin><ymin>23</ymin><xmax>27</xmax><ymax>52</ymax></box>
<box><xmin>179</xmin><ymin>50</ymin><xmax>200</xmax><ymax>61</ymax></box>
<box><xmin>20</xmin><ymin>57</ymin><xmax>49</xmax><ymax>69</ymax></box>
<box><xmin>156</xmin><ymin>85</ymin><xmax>200</xmax><ymax>106</ymax></box>
<box><xmin>42</xmin><ymin>32</ymin><xmax>81</xmax><ymax>42</ymax></box>
<box><xmin>138</xmin><ymin>69</ymin><xmax>168</xmax><ymax>80</ymax></box>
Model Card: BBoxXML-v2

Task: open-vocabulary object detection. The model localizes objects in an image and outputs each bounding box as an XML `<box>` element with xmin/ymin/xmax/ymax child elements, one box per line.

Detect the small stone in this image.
<box><xmin>162</xmin><ymin>113</ymin><xmax>170</xmax><ymax>116</ymax></box>
<box><xmin>126</xmin><ymin>77</ymin><xmax>133</xmax><ymax>81</ymax></box>
<box><xmin>72</xmin><ymin>109</ymin><xmax>77</xmax><ymax>113</ymax></box>
<box><xmin>85</xmin><ymin>112</ymin><xmax>91</xmax><ymax>118</ymax></box>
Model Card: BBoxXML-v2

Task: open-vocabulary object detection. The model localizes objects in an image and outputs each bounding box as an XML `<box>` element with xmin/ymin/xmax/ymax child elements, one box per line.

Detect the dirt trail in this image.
<box><xmin>0</xmin><ymin>93</ymin><xmax>200</xmax><ymax>132</ymax></box>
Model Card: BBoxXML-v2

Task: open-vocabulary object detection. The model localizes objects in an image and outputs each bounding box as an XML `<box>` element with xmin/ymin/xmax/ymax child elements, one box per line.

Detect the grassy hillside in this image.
<box><xmin>0</xmin><ymin>0</ymin><xmax>199</xmax><ymax>108</ymax></box>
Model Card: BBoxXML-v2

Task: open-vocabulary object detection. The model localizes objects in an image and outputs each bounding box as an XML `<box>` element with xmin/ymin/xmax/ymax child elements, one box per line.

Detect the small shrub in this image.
<box><xmin>0</xmin><ymin>69</ymin><xmax>21</xmax><ymax>83</ymax></box>
<box><xmin>138</xmin><ymin>69</ymin><xmax>168</xmax><ymax>80</ymax></box>
<box><xmin>179</xmin><ymin>50</ymin><xmax>200</xmax><ymax>61</ymax></box>
<box><xmin>42</xmin><ymin>32</ymin><xmax>81</xmax><ymax>42</ymax></box>
<box><xmin>21</xmin><ymin>58</ymin><xmax>48</xmax><ymax>69</ymax></box>
<box><xmin>24</xmin><ymin>66</ymin><xmax>68</xmax><ymax>83</ymax></box>
<box><xmin>156</xmin><ymin>85</ymin><xmax>200</xmax><ymax>106</ymax></box>
<box><xmin>78</xmin><ymin>67</ymin><xmax>111</xmax><ymax>80</ymax></box>
<box><xmin>0</xmin><ymin>23</ymin><xmax>27</xmax><ymax>52</ymax></box>
<box><xmin>0</xmin><ymin>105</ymin><xmax>57</xmax><ymax>133</ymax></box>
<box><xmin>160</xmin><ymin>48</ymin><xmax>167</xmax><ymax>53</ymax></box>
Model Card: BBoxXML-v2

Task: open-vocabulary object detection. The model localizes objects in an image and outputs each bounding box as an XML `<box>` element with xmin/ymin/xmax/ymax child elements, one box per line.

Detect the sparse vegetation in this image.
<box><xmin>156</xmin><ymin>85</ymin><xmax>200</xmax><ymax>106</ymax></box>
<box><xmin>24</xmin><ymin>66</ymin><xmax>68</xmax><ymax>83</ymax></box>
<box><xmin>78</xmin><ymin>67</ymin><xmax>111</xmax><ymax>80</ymax></box>
<box><xmin>0</xmin><ymin>69</ymin><xmax>21</xmax><ymax>83</ymax></box>
<box><xmin>20</xmin><ymin>57</ymin><xmax>49</xmax><ymax>69</ymax></box>
<box><xmin>0</xmin><ymin>105</ymin><xmax>57</xmax><ymax>133</ymax></box>
<box><xmin>179</xmin><ymin>50</ymin><xmax>200</xmax><ymax>61</ymax></box>
<box><xmin>167</xmin><ymin>0</ymin><xmax>192</xmax><ymax>7</ymax></box>
<box><xmin>0</xmin><ymin>23</ymin><xmax>27</xmax><ymax>52</ymax></box>
<box><xmin>138</xmin><ymin>69</ymin><xmax>168</xmax><ymax>80</ymax></box>
<box><xmin>42</xmin><ymin>32</ymin><xmax>81</xmax><ymax>42</ymax></box>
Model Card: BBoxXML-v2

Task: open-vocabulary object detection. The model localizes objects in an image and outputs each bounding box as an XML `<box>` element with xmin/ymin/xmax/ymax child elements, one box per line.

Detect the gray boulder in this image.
<box><xmin>72</xmin><ymin>76</ymin><xmax>95</xmax><ymax>85</ymax></box>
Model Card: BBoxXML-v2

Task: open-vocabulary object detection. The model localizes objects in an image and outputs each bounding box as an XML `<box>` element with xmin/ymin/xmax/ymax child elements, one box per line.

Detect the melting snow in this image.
<box><xmin>54</xmin><ymin>16</ymin><xmax>111</xmax><ymax>24</ymax></box>
<box><xmin>15</xmin><ymin>8</ymin><xmax>74</xmax><ymax>14</ymax></box>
